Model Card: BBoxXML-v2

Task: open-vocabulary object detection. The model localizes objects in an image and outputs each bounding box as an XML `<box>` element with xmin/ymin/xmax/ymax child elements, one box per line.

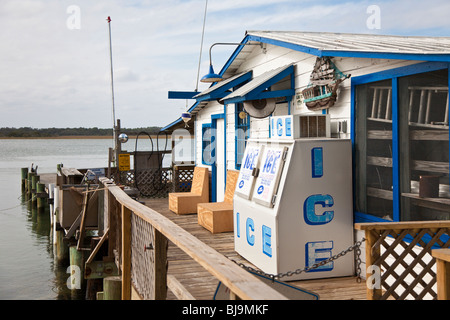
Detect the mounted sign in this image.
<box><xmin>252</xmin><ymin>146</ymin><xmax>287</xmax><ymax>207</ymax></box>
<box><xmin>270</xmin><ymin>115</ymin><xmax>299</xmax><ymax>139</ymax></box>
<box><xmin>118</xmin><ymin>153</ymin><xmax>130</xmax><ymax>171</ymax></box>
<box><xmin>270</xmin><ymin>114</ymin><xmax>331</xmax><ymax>139</ymax></box>
<box><xmin>235</xmin><ymin>144</ymin><xmax>265</xmax><ymax>200</ymax></box>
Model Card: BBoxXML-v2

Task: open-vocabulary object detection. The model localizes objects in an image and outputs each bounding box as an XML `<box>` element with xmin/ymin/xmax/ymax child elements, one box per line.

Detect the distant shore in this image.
<box><xmin>0</xmin><ymin>135</ymin><xmax>166</xmax><ymax>139</ymax></box>
<box><xmin>0</xmin><ymin>135</ymin><xmax>114</xmax><ymax>139</ymax></box>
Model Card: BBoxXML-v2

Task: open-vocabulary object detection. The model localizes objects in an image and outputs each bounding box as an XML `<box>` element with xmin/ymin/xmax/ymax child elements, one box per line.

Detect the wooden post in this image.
<box><xmin>432</xmin><ymin>249</ymin><xmax>450</xmax><ymax>300</ymax></box>
<box><xmin>36</xmin><ymin>182</ymin><xmax>46</xmax><ymax>209</ymax></box>
<box><xmin>31</xmin><ymin>174</ymin><xmax>39</xmax><ymax>204</ymax></box>
<box><xmin>69</xmin><ymin>245</ymin><xmax>88</xmax><ymax>292</ymax></box>
<box><xmin>27</xmin><ymin>172</ymin><xmax>35</xmax><ymax>198</ymax></box>
<box><xmin>21</xmin><ymin>168</ymin><xmax>28</xmax><ymax>193</ymax></box>
<box><xmin>121</xmin><ymin>205</ymin><xmax>132</xmax><ymax>300</ymax></box>
<box><xmin>54</xmin><ymin>226</ymin><xmax>69</xmax><ymax>265</ymax></box>
<box><xmin>365</xmin><ymin>229</ymin><xmax>382</xmax><ymax>300</ymax></box>
<box><xmin>154</xmin><ymin>229</ymin><xmax>168</xmax><ymax>300</ymax></box>
<box><xmin>104</xmin><ymin>276</ymin><xmax>122</xmax><ymax>300</ymax></box>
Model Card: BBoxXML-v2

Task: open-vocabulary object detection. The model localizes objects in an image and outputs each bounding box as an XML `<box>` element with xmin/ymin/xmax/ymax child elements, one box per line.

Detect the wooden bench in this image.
<box><xmin>168</xmin><ymin>166</ymin><xmax>209</xmax><ymax>215</ymax></box>
<box><xmin>197</xmin><ymin>170</ymin><xmax>239</xmax><ymax>233</ymax></box>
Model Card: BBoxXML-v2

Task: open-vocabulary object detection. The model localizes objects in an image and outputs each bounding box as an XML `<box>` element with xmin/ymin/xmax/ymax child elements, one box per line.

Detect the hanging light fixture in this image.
<box><xmin>181</xmin><ymin>112</ymin><xmax>192</xmax><ymax>128</ymax></box>
<box><xmin>200</xmin><ymin>64</ymin><xmax>223</xmax><ymax>83</ymax></box>
<box><xmin>200</xmin><ymin>42</ymin><xmax>261</xmax><ymax>83</ymax></box>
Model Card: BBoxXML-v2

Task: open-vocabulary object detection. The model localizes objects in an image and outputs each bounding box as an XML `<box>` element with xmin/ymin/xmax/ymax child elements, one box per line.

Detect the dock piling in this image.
<box><xmin>103</xmin><ymin>276</ymin><xmax>122</xmax><ymax>300</ymax></box>
<box><xmin>21</xmin><ymin>167</ymin><xmax>28</xmax><ymax>192</ymax></box>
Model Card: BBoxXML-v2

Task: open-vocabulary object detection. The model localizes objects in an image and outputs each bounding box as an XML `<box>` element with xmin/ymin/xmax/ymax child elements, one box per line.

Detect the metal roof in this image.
<box><xmin>246</xmin><ymin>31</ymin><xmax>450</xmax><ymax>55</ymax></box>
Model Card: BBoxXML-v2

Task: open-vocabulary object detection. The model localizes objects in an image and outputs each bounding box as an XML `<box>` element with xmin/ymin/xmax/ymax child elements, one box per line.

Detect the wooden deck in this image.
<box><xmin>143</xmin><ymin>198</ymin><xmax>367</xmax><ymax>300</ymax></box>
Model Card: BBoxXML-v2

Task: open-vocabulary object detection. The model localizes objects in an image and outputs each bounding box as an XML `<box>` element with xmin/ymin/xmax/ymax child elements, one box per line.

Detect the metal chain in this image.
<box><xmin>230</xmin><ymin>238</ymin><xmax>366</xmax><ymax>282</ymax></box>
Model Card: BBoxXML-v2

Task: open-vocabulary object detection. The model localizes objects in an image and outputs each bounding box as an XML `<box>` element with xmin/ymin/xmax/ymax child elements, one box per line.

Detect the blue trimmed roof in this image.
<box><xmin>162</xmin><ymin>31</ymin><xmax>450</xmax><ymax>132</ymax></box>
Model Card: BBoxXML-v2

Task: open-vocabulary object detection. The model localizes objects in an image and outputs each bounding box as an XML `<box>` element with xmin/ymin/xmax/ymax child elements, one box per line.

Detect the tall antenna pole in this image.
<box><xmin>195</xmin><ymin>0</ymin><xmax>208</xmax><ymax>92</ymax></box>
<box><xmin>107</xmin><ymin>16</ymin><xmax>119</xmax><ymax>168</ymax></box>
<box><xmin>107</xmin><ymin>16</ymin><xmax>116</xmax><ymax>129</ymax></box>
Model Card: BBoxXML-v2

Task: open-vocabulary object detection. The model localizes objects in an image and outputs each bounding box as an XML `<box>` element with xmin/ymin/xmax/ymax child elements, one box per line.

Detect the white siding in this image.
<box><xmin>235</xmin><ymin>44</ymin><xmax>420</xmax><ymax>139</ymax></box>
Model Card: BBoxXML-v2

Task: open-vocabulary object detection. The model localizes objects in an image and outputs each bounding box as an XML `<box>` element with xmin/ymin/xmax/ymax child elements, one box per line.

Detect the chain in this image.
<box><xmin>230</xmin><ymin>238</ymin><xmax>366</xmax><ymax>282</ymax></box>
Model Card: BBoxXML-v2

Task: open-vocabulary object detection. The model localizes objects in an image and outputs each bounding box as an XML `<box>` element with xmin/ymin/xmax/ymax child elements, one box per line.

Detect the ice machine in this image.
<box><xmin>234</xmin><ymin>115</ymin><xmax>354</xmax><ymax>281</ymax></box>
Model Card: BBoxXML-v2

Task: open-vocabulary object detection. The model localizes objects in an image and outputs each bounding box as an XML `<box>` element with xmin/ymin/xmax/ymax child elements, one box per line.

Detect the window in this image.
<box><xmin>202</xmin><ymin>123</ymin><xmax>212</xmax><ymax>165</ymax></box>
<box><xmin>235</xmin><ymin>103</ymin><xmax>250</xmax><ymax>169</ymax></box>
<box><xmin>399</xmin><ymin>70</ymin><xmax>449</xmax><ymax>221</ymax></box>
<box><xmin>354</xmin><ymin>64</ymin><xmax>449</xmax><ymax>222</ymax></box>
<box><xmin>355</xmin><ymin>79</ymin><xmax>394</xmax><ymax>220</ymax></box>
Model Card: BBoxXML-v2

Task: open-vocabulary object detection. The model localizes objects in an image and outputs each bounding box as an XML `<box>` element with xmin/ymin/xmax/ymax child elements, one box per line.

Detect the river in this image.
<box><xmin>0</xmin><ymin>137</ymin><xmax>171</xmax><ymax>300</ymax></box>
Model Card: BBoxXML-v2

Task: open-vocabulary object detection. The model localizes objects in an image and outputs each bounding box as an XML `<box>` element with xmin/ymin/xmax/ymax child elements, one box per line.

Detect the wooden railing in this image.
<box><xmin>355</xmin><ymin>221</ymin><xmax>450</xmax><ymax>300</ymax></box>
<box><xmin>98</xmin><ymin>177</ymin><xmax>287</xmax><ymax>300</ymax></box>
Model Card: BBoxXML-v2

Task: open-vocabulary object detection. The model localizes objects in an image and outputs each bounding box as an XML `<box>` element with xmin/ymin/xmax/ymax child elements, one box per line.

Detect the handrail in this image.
<box><xmin>100</xmin><ymin>177</ymin><xmax>288</xmax><ymax>300</ymax></box>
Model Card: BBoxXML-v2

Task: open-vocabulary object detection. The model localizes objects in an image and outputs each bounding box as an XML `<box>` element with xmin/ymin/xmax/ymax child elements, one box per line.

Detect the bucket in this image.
<box><xmin>419</xmin><ymin>175</ymin><xmax>439</xmax><ymax>198</ymax></box>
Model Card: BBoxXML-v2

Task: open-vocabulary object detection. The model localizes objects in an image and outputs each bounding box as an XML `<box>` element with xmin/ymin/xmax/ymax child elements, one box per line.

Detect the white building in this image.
<box><xmin>164</xmin><ymin>31</ymin><xmax>450</xmax><ymax>226</ymax></box>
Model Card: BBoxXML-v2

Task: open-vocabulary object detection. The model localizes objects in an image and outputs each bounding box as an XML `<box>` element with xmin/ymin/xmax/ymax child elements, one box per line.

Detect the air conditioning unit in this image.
<box><xmin>298</xmin><ymin>114</ymin><xmax>330</xmax><ymax>138</ymax></box>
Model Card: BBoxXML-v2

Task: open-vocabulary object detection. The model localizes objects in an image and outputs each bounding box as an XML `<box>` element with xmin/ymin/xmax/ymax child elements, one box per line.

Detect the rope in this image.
<box><xmin>0</xmin><ymin>197</ymin><xmax>33</xmax><ymax>212</ymax></box>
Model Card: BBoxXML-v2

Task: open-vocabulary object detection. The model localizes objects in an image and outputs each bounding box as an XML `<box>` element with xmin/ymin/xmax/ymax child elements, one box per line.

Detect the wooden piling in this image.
<box><xmin>36</xmin><ymin>182</ymin><xmax>46</xmax><ymax>209</ymax></box>
<box><xmin>54</xmin><ymin>209</ymin><xmax>69</xmax><ymax>265</ymax></box>
<box><xmin>21</xmin><ymin>168</ymin><xmax>28</xmax><ymax>192</ymax></box>
<box><xmin>27</xmin><ymin>172</ymin><xmax>35</xmax><ymax>198</ymax></box>
<box><xmin>69</xmin><ymin>246</ymin><xmax>88</xmax><ymax>292</ymax></box>
<box><xmin>31</xmin><ymin>174</ymin><xmax>39</xmax><ymax>204</ymax></box>
<box><xmin>103</xmin><ymin>276</ymin><xmax>122</xmax><ymax>300</ymax></box>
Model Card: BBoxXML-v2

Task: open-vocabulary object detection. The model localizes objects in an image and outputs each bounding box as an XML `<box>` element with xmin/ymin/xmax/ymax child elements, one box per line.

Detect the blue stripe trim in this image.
<box><xmin>195</xmin><ymin>71</ymin><xmax>253</xmax><ymax>102</ymax></box>
<box><xmin>352</xmin><ymin>62</ymin><xmax>449</xmax><ymax>85</ymax></box>
<box><xmin>168</xmin><ymin>91</ymin><xmax>200</xmax><ymax>99</ymax></box>
<box><xmin>222</xmin><ymin>65</ymin><xmax>295</xmax><ymax>104</ymax></box>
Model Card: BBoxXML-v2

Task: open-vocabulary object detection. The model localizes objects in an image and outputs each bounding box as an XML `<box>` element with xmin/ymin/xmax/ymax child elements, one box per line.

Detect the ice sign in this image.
<box><xmin>235</xmin><ymin>144</ymin><xmax>265</xmax><ymax>199</ymax></box>
<box><xmin>252</xmin><ymin>146</ymin><xmax>288</xmax><ymax>207</ymax></box>
<box><xmin>270</xmin><ymin>115</ymin><xmax>297</xmax><ymax>139</ymax></box>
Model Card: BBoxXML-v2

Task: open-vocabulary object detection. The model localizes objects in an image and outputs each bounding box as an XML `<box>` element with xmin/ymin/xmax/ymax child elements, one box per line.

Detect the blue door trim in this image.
<box><xmin>211</xmin><ymin>113</ymin><xmax>225</xmax><ymax>202</ymax></box>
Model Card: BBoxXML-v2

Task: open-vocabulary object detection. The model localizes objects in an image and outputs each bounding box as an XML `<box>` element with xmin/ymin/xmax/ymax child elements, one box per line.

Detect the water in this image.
<box><xmin>0</xmin><ymin>137</ymin><xmax>171</xmax><ymax>300</ymax></box>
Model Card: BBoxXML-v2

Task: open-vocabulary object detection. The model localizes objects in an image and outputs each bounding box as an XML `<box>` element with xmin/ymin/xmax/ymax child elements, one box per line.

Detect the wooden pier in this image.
<box><xmin>21</xmin><ymin>166</ymin><xmax>450</xmax><ymax>301</ymax></box>
<box><xmin>144</xmin><ymin>197</ymin><xmax>366</xmax><ymax>300</ymax></box>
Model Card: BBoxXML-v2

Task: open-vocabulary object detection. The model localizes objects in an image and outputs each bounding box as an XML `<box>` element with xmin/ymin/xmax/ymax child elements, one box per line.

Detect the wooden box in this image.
<box><xmin>197</xmin><ymin>203</ymin><xmax>233</xmax><ymax>234</ymax></box>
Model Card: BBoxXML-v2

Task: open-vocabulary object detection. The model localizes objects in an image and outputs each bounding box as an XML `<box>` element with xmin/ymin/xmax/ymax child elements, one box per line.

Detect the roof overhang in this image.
<box><xmin>221</xmin><ymin>64</ymin><xmax>295</xmax><ymax>104</ymax></box>
<box><xmin>193</xmin><ymin>70</ymin><xmax>252</xmax><ymax>102</ymax></box>
<box><xmin>163</xmin><ymin>31</ymin><xmax>450</xmax><ymax>132</ymax></box>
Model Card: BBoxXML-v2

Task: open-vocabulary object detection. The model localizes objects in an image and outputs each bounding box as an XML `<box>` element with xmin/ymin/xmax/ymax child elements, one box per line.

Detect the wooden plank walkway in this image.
<box><xmin>143</xmin><ymin>198</ymin><xmax>367</xmax><ymax>300</ymax></box>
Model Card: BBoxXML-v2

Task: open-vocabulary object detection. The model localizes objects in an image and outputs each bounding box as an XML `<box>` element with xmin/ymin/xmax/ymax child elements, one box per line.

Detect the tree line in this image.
<box><xmin>0</xmin><ymin>126</ymin><xmax>162</xmax><ymax>137</ymax></box>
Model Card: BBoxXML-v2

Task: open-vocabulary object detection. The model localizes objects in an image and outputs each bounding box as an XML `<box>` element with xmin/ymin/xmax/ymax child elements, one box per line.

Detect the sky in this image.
<box><xmin>0</xmin><ymin>0</ymin><xmax>449</xmax><ymax>129</ymax></box>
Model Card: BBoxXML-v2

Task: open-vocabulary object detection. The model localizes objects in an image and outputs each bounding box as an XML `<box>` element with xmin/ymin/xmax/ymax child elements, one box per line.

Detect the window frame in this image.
<box><xmin>351</xmin><ymin>61</ymin><xmax>450</xmax><ymax>224</ymax></box>
<box><xmin>235</xmin><ymin>102</ymin><xmax>250</xmax><ymax>170</ymax></box>
<box><xmin>201</xmin><ymin>123</ymin><xmax>212</xmax><ymax>166</ymax></box>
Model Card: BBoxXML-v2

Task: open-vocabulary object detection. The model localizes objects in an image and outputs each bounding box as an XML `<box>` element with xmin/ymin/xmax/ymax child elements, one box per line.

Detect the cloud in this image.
<box><xmin>0</xmin><ymin>0</ymin><xmax>448</xmax><ymax>129</ymax></box>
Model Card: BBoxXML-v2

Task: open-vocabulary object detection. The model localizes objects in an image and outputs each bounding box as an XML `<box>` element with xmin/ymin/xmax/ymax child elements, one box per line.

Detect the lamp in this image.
<box><xmin>200</xmin><ymin>64</ymin><xmax>222</xmax><ymax>83</ymax></box>
<box><xmin>181</xmin><ymin>112</ymin><xmax>192</xmax><ymax>128</ymax></box>
<box><xmin>200</xmin><ymin>42</ymin><xmax>260</xmax><ymax>83</ymax></box>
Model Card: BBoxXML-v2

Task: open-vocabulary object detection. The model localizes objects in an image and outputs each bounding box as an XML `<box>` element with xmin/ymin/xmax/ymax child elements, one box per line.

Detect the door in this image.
<box><xmin>211</xmin><ymin>115</ymin><xmax>225</xmax><ymax>202</ymax></box>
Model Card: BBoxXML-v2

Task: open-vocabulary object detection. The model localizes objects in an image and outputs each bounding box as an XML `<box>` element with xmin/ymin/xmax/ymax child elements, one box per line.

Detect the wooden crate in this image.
<box><xmin>168</xmin><ymin>167</ymin><xmax>209</xmax><ymax>215</ymax></box>
<box><xmin>197</xmin><ymin>170</ymin><xmax>239</xmax><ymax>233</ymax></box>
<box><xmin>197</xmin><ymin>202</ymin><xmax>234</xmax><ymax>234</ymax></box>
